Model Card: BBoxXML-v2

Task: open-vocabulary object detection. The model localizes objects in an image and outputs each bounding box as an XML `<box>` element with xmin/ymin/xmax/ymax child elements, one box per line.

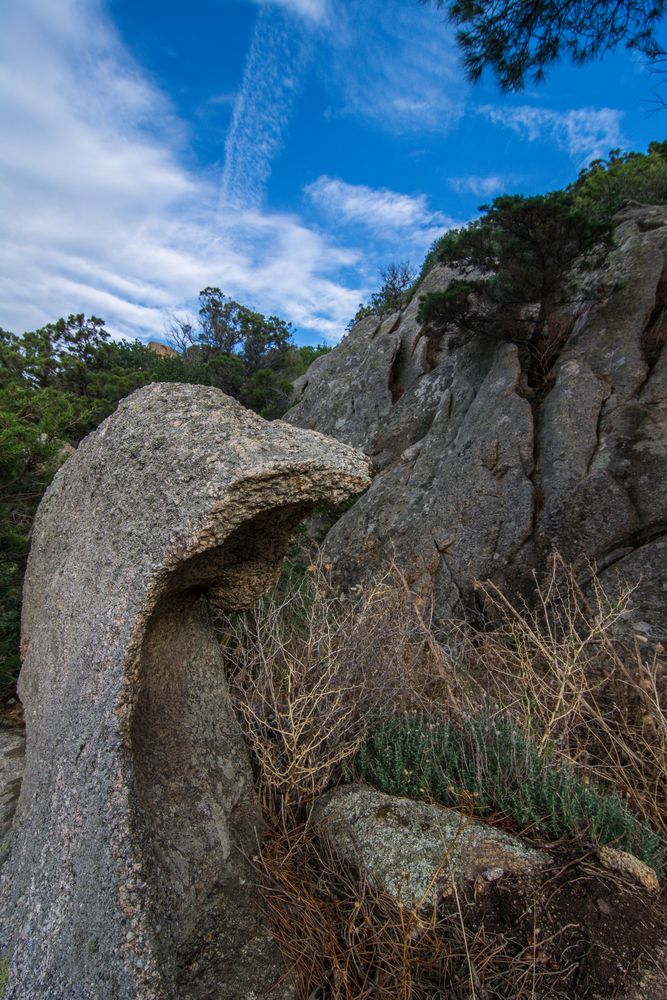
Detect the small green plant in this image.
<box><xmin>346</xmin><ymin>261</ymin><xmax>417</xmax><ymax>331</ymax></box>
<box><xmin>353</xmin><ymin>713</ymin><xmax>666</xmax><ymax>872</ymax></box>
<box><xmin>417</xmin><ymin>279</ymin><xmax>483</xmax><ymax>341</ymax></box>
<box><xmin>570</xmin><ymin>141</ymin><xmax>667</xmax><ymax>224</ymax></box>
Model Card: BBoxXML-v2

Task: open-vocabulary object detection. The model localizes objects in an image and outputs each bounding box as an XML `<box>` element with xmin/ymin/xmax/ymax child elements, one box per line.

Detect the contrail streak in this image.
<box><xmin>219</xmin><ymin>5</ymin><xmax>313</xmax><ymax>211</ymax></box>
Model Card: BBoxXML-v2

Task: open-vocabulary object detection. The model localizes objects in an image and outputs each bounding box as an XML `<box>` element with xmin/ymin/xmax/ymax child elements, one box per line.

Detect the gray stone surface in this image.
<box><xmin>0</xmin><ymin>383</ymin><xmax>371</xmax><ymax>1000</ymax></box>
<box><xmin>287</xmin><ymin>204</ymin><xmax>667</xmax><ymax>631</ymax></box>
<box><xmin>0</xmin><ymin>726</ymin><xmax>24</xmax><ymax>845</ymax></box>
<box><xmin>313</xmin><ymin>785</ymin><xmax>548</xmax><ymax>905</ymax></box>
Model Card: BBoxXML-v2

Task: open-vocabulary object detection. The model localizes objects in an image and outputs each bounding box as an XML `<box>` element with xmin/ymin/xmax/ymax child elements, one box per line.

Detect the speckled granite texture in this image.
<box><xmin>0</xmin><ymin>383</ymin><xmax>370</xmax><ymax>999</ymax></box>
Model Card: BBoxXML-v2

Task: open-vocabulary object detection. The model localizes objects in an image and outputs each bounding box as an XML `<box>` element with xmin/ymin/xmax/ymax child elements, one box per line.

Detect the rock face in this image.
<box><xmin>287</xmin><ymin>204</ymin><xmax>667</xmax><ymax>635</ymax></box>
<box><xmin>314</xmin><ymin>785</ymin><xmax>549</xmax><ymax>904</ymax></box>
<box><xmin>0</xmin><ymin>383</ymin><xmax>370</xmax><ymax>1000</ymax></box>
<box><xmin>0</xmin><ymin>726</ymin><xmax>24</xmax><ymax>845</ymax></box>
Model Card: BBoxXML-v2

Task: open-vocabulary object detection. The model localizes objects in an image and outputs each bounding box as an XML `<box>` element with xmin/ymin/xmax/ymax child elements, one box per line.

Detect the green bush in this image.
<box><xmin>0</xmin><ymin>293</ymin><xmax>319</xmax><ymax>696</ymax></box>
<box><xmin>353</xmin><ymin>713</ymin><xmax>666</xmax><ymax>872</ymax></box>
<box><xmin>346</xmin><ymin>262</ymin><xmax>417</xmax><ymax>331</ymax></box>
<box><xmin>570</xmin><ymin>141</ymin><xmax>667</xmax><ymax>224</ymax></box>
<box><xmin>416</xmin><ymin>191</ymin><xmax>611</xmax><ymax>372</ymax></box>
<box><xmin>418</xmin><ymin>141</ymin><xmax>667</xmax><ymax>289</ymax></box>
<box><xmin>416</xmin><ymin>279</ymin><xmax>481</xmax><ymax>340</ymax></box>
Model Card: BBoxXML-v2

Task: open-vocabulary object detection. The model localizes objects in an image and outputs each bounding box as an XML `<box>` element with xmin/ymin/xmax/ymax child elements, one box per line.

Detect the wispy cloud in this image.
<box><xmin>478</xmin><ymin>105</ymin><xmax>625</xmax><ymax>164</ymax></box>
<box><xmin>448</xmin><ymin>175</ymin><xmax>512</xmax><ymax>198</ymax></box>
<box><xmin>248</xmin><ymin>0</ymin><xmax>330</xmax><ymax>23</ymax></box>
<box><xmin>325</xmin><ymin>0</ymin><xmax>467</xmax><ymax>133</ymax></box>
<box><xmin>220</xmin><ymin>5</ymin><xmax>315</xmax><ymax>208</ymax></box>
<box><xmin>306</xmin><ymin>175</ymin><xmax>454</xmax><ymax>245</ymax></box>
<box><xmin>0</xmin><ymin>0</ymin><xmax>364</xmax><ymax>343</ymax></box>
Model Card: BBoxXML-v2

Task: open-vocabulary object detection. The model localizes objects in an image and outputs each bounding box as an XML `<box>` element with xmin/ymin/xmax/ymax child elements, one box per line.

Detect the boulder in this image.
<box><xmin>313</xmin><ymin>785</ymin><xmax>666</xmax><ymax>1000</ymax></box>
<box><xmin>287</xmin><ymin>205</ymin><xmax>667</xmax><ymax>633</ymax></box>
<box><xmin>313</xmin><ymin>784</ymin><xmax>549</xmax><ymax>905</ymax></box>
<box><xmin>0</xmin><ymin>383</ymin><xmax>370</xmax><ymax>1000</ymax></box>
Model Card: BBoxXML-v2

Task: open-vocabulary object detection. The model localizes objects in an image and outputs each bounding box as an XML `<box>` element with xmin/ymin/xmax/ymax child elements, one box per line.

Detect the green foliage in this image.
<box><xmin>354</xmin><ymin>713</ymin><xmax>666</xmax><ymax>872</ymax></box>
<box><xmin>0</xmin><ymin>957</ymin><xmax>7</xmax><ymax>995</ymax></box>
<box><xmin>570</xmin><ymin>141</ymin><xmax>667</xmax><ymax>223</ymax></box>
<box><xmin>293</xmin><ymin>343</ymin><xmax>331</xmax><ymax>370</ymax></box>
<box><xmin>418</xmin><ymin>190</ymin><xmax>610</xmax><ymax>354</ymax></box>
<box><xmin>420</xmin><ymin>0</ymin><xmax>666</xmax><ymax>91</ymax></box>
<box><xmin>417</xmin><ymin>280</ymin><xmax>480</xmax><ymax>337</ymax></box>
<box><xmin>174</xmin><ymin>286</ymin><xmax>293</xmax><ymax>375</ymax></box>
<box><xmin>347</xmin><ymin>261</ymin><xmax>417</xmax><ymax>332</ymax></box>
<box><xmin>420</xmin><ymin>142</ymin><xmax>667</xmax><ymax>289</ymax></box>
<box><xmin>0</xmin><ymin>290</ymin><xmax>315</xmax><ymax>694</ymax></box>
<box><xmin>426</xmin><ymin>218</ymin><xmax>495</xmax><ymax>269</ymax></box>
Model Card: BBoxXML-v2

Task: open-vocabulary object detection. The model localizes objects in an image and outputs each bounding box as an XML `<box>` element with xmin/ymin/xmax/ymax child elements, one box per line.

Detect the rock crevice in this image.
<box><xmin>287</xmin><ymin>204</ymin><xmax>667</xmax><ymax>632</ymax></box>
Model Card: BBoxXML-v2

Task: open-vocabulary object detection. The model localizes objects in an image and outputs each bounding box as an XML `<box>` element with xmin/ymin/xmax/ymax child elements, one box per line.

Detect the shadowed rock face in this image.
<box><xmin>0</xmin><ymin>383</ymin><xmax>370</xmax><ymax>1000</ymax></box>
<box><xmin>287</xmin><ymin>204</ymin><xmax>667</xmax><ymax>637</ymax></box>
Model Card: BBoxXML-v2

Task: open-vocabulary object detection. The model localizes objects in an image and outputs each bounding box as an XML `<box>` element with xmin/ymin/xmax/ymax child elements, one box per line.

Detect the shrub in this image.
<box><xmin>460</xmin><ymin>558</ymin><xmax>667</xmax><ymax>846</ymax></box>
<box><xmin>420</xmin><ymin>192</ymin><xmax>609</xmax><ymax>346</ymax></box>
<box><xmin>416</xmin><ymin>280</ymin><xmax>482</xmax><ymax>341</ymax></box>
<box><xmin>570</xmin><ymin>141</ymin><xmax>667</xmax><ymax>224</ymax></box>
<box><xmin>353</xmin><ymin>712</ymin><xmax>666</xmax><ymax>872</ymax></box>
<box><xmin>416</xmin><ymin>192</ymin><xmax>611</xmax><ymax>386</ymax></box>
<box><xmin>222</xmin><ymin>564</ymin><xmax>461</xmax><ymax>818</ymax></box>
<box><xmin>347</xmin><ymin>262</ymin><xmax>417</xmax><ymax>332</ymax></box>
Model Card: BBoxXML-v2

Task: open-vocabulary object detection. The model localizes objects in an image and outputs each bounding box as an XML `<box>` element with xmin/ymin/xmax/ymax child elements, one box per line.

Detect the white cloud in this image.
<box><xmin>306</xmin><ymin>176</ymin><xmax>455</xmax><ymax>247</ymax></box>
<box><xmin>248</xmin><ymin>0</ymin><xmax>330</xmax><ymax>23</ymax></box>
<box><xmin>308</xmin><ymin>177</ymin><xmax>433</xmax><ymax>229</ymax></box>
<box><xmin>0</xmin><ymin>0</ymin><xmax>364</xmax><ymax>344</ymax></box>
<box><xmin>448</xmin><ymin>175</ymin><xmax>511</xmax><ymax>198</ymax></box>
<box><xmin>478</xmin><ymin>105</ymin><xmax>626</xmax><ymax>164</ymax></box>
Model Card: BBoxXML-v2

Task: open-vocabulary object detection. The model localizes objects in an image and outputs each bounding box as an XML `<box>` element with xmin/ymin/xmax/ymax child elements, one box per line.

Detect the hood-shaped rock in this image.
<box><xmin>0</xmin><ymin>383</ymin><xmax>370</xmax><ymax>1000</ymax></box>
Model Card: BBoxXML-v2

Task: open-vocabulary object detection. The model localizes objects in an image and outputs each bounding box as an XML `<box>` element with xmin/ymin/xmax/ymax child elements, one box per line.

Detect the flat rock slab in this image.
<box><xmin>313</xmin><ymin>784</ymin><xmax>549</xmax><ymax>905</ymax></box>
<box><xmin>0</xmin><ymin>383</ymin><xmax>370</xmax><ymax>1000</ymax></box>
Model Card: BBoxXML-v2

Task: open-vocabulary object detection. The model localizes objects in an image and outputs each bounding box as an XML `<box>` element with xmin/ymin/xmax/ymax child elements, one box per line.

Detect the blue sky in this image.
<box><xmin>1</xmin><ymin>0</ymin><xmax>665</xmax><ymax>346</ymax></box>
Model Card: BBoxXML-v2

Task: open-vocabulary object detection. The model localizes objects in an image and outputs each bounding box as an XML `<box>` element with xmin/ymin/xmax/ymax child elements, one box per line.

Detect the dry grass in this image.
<box><xmin>461</xmin><ymin>555</ymin><xmax>667</xmax><ymax>840</ymax></box>
<box><xmin>258</xmin><ymin>822</ymin><xmax>577</xmax><ymax>1000</ymax></box>
<box><xmin>221</xmin><ymin>553</ymin><xmax>666</xmax><ymax>998</ymax></box>
<box><xmin>222</xmin><ymin>563</ymin><xmax>462</xmax><ymax>818</ymax></box>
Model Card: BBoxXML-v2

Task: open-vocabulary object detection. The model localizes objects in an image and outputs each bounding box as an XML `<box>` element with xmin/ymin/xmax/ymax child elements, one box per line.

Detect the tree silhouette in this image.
<box><xmin>421</xmin><ymin>0</ymin><xmax>666</xmax><ymax>91</ymax></box>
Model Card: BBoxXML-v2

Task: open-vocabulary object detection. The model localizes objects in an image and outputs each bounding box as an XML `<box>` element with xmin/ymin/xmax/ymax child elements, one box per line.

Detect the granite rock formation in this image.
<box><xmin>0</xmin><ymin>383</ymin><xmax>370</xmax><ymax>1000</ymax></box>
<box><xmin>287</xmin><ymin>203</ymin><xmax>667</xmax><ymax>636</ymax></box>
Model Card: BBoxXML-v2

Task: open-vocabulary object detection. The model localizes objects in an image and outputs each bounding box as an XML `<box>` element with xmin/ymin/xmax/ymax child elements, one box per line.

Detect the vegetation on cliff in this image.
<box><xmin>414</xmin><ymin>142</ymin><xmax>667</xmax><ymax>382</ymax></box>
<box><xmin>348</xmin><ymin>142</ymin><xmax>667</xmax><ymax>336</ymax></box>
<box><xmin>0</xmin><ymin>293</ymin><xmax>327</xmax><ymax>692</ymax></box>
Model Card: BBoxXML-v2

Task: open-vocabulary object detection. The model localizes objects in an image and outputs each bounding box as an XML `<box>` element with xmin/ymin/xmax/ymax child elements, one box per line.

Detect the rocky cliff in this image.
<box><xmin>286</xmin><ymin>203</ymin><xmax>667</xmax><ymax>636</ymax></box>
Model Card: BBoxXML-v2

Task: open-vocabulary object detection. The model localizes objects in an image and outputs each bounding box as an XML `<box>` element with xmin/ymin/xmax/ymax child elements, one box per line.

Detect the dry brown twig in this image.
<box><xmin>460</xmin><ymin>554</ymin><xmax>667</xmax><ymax>839</ymax></box>
<box><xmin>220</xmin><ymin>552</ymin><xmax>665</xmax><ymax>997</ymax></box>
<box><xmin>223</xmin><ymin>561</ymin><xmax>463</xmax><ymax>818</ymax></box>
